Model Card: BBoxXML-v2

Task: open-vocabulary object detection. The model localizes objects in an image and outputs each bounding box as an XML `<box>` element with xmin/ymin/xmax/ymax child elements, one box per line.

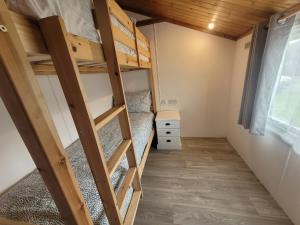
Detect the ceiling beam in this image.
<box><xmin>136</xmin><ymin>18</ymin><xmax>164</xmax><ymax>27</ymax></box>
<box><xmin>119</xmin><ymin>2</ymin><xmax>237</xmax><ymax>40</ymax></box>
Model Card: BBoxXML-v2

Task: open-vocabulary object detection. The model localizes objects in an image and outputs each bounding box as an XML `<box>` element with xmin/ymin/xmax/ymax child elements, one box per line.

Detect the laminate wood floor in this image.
<box><xmin>134</xmin><ymin>138</ymin><xmax>294</xmax><ymax>225</ymax></box>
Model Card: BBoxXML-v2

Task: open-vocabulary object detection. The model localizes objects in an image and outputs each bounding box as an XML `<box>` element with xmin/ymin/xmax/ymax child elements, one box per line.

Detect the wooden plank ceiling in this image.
<box><xmin>117</xmin><ymin>0</ymin><xmax>300</xmax><ymax>40</ymax></box>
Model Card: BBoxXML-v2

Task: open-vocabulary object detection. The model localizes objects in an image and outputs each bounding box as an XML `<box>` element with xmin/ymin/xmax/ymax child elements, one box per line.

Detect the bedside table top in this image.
<box><xmin>156</xmin><ymin>110</ymin><xmax>180</xmax><ymax>121</ymax></box>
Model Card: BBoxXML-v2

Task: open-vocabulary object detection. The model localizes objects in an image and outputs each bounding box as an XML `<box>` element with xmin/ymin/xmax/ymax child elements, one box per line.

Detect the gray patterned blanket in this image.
<box><xmin>0</xmin><ymin>112</ymin><xmax>154</xmax><ymax>225</ymax></box>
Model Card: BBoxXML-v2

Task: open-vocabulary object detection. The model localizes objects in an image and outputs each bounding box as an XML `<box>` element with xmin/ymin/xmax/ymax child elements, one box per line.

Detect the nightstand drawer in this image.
<box><xmin>156</xmin><ymin>111</ymin><xmax>181</xmax><ymax>150</ymax></box>
<box><xmin>157</xmin><ymin>128</ymin><xmax>180</xmax><ymax>137</ymax></box>
<box><xmin>158</xmin><ymin>137</ymin><xmax>182</xmax><ymax>150</ymax></box>
<box><xmin>156</xmin><ymin>120</ymin><xmax>180</xmax><ymax>129</ymax></box>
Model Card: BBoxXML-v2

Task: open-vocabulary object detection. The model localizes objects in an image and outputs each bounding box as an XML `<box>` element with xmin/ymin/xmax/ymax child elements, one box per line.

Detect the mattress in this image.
<box><xmin>0</xmin><ymin>112</ymin><xmax>154</xmax><ymax>225</ymax></box>
<box><xmin>6</xmin><ymin>0</ymin><xmax>149</xmax><ymax>62</ymax></box>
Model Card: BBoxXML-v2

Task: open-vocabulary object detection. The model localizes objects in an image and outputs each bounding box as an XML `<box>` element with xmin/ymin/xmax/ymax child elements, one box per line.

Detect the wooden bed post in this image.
<box><xmin>133</xmin><ymin>26</ymin><xmax>158</xmax><ymax>113</ymax></box>
<box><xmin>148</xmin><ymin>66</ymin><xmax>158</xmax><ymax>114</ymax></box>
<box><xmin>133</xmin><ymin>25</ymin><xmax>141</xmax><ymax>67</ymax></box>
<box><xmin>147</xmin><ymin>36</ymin><xmax>158</xmax><ymax>114</ymax></box>
<box><xmin>0</xmin><ymin>2</ymin><xmax>93</xmax><ymax>225</ymax></box>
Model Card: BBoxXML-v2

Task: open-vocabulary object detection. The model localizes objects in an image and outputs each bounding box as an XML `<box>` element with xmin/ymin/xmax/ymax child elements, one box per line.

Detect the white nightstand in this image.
<box><xmin>155</xmin><ymin>110</ymin><xmax>182</xmax><ymax>150</ymax></box>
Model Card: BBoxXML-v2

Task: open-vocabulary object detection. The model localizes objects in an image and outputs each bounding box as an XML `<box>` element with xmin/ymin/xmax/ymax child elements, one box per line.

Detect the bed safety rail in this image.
<box><xmin>6</xmin><ymin>0</ymin><xmax>151</xmax><ymax>75</ymax></box>
<box><xmin>105</xmin><ymin>0</ymin><xmax>151</xmax><ymax>68</ymax></box>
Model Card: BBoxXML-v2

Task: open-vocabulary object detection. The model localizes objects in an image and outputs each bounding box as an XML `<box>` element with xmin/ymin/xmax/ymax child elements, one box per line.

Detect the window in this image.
<box><xmin>268</xmin><ymin>18</ymin><xmax>300</xmax><ymax>151</ymax></box>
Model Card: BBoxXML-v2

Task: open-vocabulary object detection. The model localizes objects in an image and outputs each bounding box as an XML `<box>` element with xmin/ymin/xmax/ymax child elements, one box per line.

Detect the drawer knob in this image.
<box><xmin>166</xmin><ymin>131</ymin><xmax>171</xmax><ymax>134</ymax></box>
<box><xmin>165</xmin><ymin>123</ymin><xmax>171</xmax><ymax>126</ymax></box>
<box><xmin>166</xmin><ymin>140</ymin><xmax>172</xmax><ymax>143</ymax></box>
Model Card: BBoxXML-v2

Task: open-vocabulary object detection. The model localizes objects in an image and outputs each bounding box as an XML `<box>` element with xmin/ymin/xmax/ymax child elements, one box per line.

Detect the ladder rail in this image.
<box><xmin>123</xmin><ymin>191</ymin><xmax>142</xmax><ymax>225</ymax></box>
<box><xmin>39</xmin><ymin>16</ymin><xmax>123</xmax><ymax>225</ymax></box>
<box><xmin>93</xmin><ymin>0</ymin><xmax>142</xmax><ymax>192</ymax></box>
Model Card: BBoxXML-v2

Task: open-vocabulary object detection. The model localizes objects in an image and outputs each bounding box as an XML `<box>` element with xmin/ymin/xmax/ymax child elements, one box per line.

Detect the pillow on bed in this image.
<box><xmin>125</xmin><ymin>90</ymin><xmax>151</xmax><ymax>113</ymax></box>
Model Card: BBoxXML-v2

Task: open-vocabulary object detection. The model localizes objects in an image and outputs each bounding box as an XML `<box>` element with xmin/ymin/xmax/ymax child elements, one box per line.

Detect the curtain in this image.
<box><xmin>267</xmin><ymin>14</ymin><xmax>300</xmax><ymax>154</ymax></box>
<box><xmin>238</xmin><ymin>20</ymin><xmax>268</xmax><ymax>129</ymax></box>
<box><xmin>239</xmin><ymin>13</ymin><xmax>296</xmax><ymax>135</ymax></box>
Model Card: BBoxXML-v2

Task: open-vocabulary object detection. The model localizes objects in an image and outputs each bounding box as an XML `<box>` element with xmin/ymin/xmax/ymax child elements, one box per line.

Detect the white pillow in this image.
<box><xmin>125</xmin><ymin>90</ymin><xmax>151</xmax><ymax>113</ymax></box>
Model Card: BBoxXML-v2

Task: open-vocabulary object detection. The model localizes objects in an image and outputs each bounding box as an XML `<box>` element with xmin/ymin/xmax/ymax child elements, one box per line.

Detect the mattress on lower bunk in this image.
<box><xmin>0</xmin><ymin>112</ymin><xmax>154</xmax><ymax>225</ymax></box>
<box><xmin>6</xmin><ymin>0</ymin><xmax>149</xmax><ymax>62</ymax></box>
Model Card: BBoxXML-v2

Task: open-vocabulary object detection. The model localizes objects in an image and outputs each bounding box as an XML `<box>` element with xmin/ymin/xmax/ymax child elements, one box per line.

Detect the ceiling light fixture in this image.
<box><xmin>208</xmin><ymin>22</ymin><xmax>215</xmax><ymax>30</ymax></box>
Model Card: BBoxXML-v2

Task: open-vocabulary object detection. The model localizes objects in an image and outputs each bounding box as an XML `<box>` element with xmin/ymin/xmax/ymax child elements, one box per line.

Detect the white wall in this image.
<box><xmin>0</xmin><ymin>99</ymin><xmax>36</xmax><ymax>193</ymax></box>
<box><xmin>128</xmin><ymin>11</ymin><xmax>236</xmax><ymax>137</ymax></box>
<box><xmin>227</xmin><ymin>35</ymin><xmax>300</xmax><ymax>225</ymax></box>
<box><xmin>144</xmin><ymin>22</ymin><xmax>236</xmax><ymax>137</ymax></box>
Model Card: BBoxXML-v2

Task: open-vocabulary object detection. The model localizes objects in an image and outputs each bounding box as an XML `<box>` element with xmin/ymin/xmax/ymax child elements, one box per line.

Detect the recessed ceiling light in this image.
<box><xmin>208</xmin><ymin>22</ymin><xmax>215</xmax><ymax>30</ymax></box>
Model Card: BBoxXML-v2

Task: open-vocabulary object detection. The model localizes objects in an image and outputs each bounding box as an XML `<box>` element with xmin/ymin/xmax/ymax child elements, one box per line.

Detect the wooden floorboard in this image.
<box><xmin>134</xmin><ymin>138</ymin><xmax>294</xmax><ymax>225</ymax></box>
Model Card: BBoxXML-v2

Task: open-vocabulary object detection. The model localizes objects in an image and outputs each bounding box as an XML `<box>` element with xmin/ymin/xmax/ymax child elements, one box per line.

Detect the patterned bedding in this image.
<box><xmin>0</xmin><ymin>112</ymin><xmax>154</xmax><ymax>225</ymax></box>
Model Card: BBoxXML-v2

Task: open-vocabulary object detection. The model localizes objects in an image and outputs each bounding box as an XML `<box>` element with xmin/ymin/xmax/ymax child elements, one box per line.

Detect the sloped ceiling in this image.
<box><xmin>117</xmin><ymin>0</ymin><xmax>300</xmax><ymax>40</ymax></box>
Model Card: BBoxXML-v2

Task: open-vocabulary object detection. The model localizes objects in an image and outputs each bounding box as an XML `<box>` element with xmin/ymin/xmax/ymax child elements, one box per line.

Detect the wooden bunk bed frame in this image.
<box><xmin>0</xmin><ymin>0</ymin><xmax>157</xmax><ymax>225</ymax></box>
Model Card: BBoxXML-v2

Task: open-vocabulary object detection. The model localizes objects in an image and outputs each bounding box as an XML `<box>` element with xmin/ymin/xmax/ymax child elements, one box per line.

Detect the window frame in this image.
<box><xmin>267</xmin><ymin>115</ymin><xmax>300</xmax><ymax>138</ymax></box>
<box><xmin>267</xmin><ymin>28</ymin><xmax>300</xmax><ymax>138</ymax></box>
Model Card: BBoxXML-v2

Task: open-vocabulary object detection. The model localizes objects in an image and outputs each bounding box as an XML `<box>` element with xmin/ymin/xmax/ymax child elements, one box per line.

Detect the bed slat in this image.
<box><xmin>117</xmin><ymin>51</ymin><xmax>139</xmax><ymax>67</ymax></box>
<box><xmin>112</xmin><ymin>25</ymin><xmax>136</xmax><ymax>51</ymax></box>
<box><xmin>32</xmin><ymin>64</ymin><xmax>110</xmax><ymax>75</ymax></box>
<box><xmin>136</xmin><ymin>28</ymin><xmax>150</xmax><ymax>48</ymax></box>
<box><xmin>108</xmin><ymin>0</ymin><xmax>134</xmax><ymax>33</ymax></box>
<box><xmin>68</xmin><ymin>34</ymin><xmax>105</xmax><ymax>63</ymax></box>
<box><xmin>139</xmin><ymin>60</ymin><xmax>151</xmax><ymax>69</ymax></box>
<box><xmin>138</xmin><ymin>46</ymin><xmax>151</xmax><ymax>58</ymax></box>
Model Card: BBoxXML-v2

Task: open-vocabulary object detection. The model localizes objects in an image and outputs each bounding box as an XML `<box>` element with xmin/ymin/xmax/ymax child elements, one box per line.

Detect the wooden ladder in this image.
<box><xmin>38</xmin><ymin>2</ymin><xmax>142</xmax><ymax>225</ymax></box>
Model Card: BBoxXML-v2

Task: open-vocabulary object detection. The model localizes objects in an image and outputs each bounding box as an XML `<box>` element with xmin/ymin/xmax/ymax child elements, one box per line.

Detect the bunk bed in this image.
<box><xmin>0</xmin><ymin>0</ymin><xmax>157</xmax><ymax>225</ymax></box>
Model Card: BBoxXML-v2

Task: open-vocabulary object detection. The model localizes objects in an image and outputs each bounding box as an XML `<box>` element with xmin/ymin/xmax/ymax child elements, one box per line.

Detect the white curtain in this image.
<box><xmin>250</xmin><ymin>13</ymin><xmax>296</xmax><ymax>134</ymax></box>
<box><xmin>267</xmin><ymin>14</ymin><xmax>300</xmax><ymax>154</ymax></box>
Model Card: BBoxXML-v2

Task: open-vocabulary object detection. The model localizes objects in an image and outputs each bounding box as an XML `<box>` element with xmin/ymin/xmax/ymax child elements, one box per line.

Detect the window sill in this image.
<box><xmin>267</xmin><ymin>117</ymin><xmax>300</xmax><ymax>154</ymax></box>
<box><xmin>268</xmin><ymin>117</ymin><xmax>300</xmax><ymax>136</ymax></box>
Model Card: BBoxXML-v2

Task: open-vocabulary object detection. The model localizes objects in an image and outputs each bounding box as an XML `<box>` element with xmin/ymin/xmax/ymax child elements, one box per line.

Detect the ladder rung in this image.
<box><xmin>94</xmin><ymin>105</ymin><xmax>126</xmax><ymax>130</ymax></box>
<box><xmin>117</xmin><ymin>168</ymin><xmax>136</xmax><ymax>208</ymax></box>
<box><xmin>107</xmin><ymin>140</ymin><xmax>132</xmax><ymax>176</ymax></box>
<box><xmin>123</xmin><ymin>190</ymin><xmax>142</xmax><ymax>225</ymax></box>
